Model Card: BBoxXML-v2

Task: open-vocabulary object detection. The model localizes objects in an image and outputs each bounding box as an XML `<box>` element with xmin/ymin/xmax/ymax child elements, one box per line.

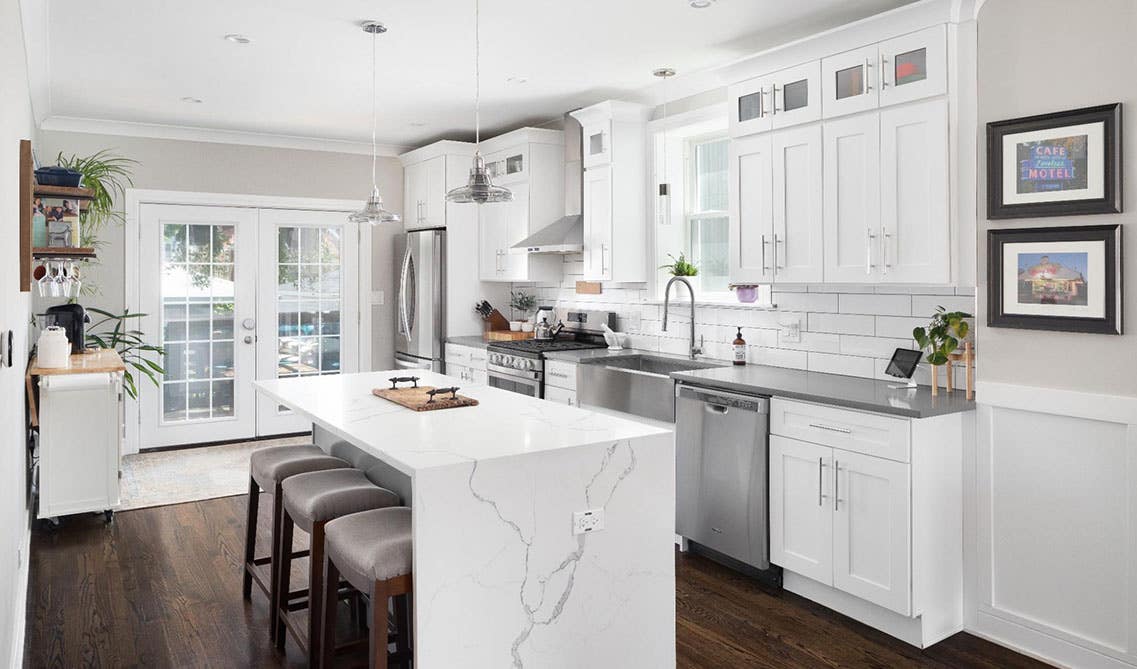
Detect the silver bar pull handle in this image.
<box><xmin>771</xmin><ymin>85</ymin><xmax>780</xmax><ymax>114</ymax></box>
<box><xmin>865</xmin><ymin>227</ymin><xmax>876</xmax><ymax>275</ymax></box>
<box><xmin>818</xmin><ymin>457</ymin><xmax>830</xmax><ymax>506</ymax></box>
<box><xmin>882</xmin><ymin>229</ymin><xmax>892</xmax><ymax>274</ymax></box>
<box><xmin>761</xmin><ymin>234</ymin><xmax>770</xmax><ymax>273</ymax></box>
<box><xmin>880</xmin><ymin>55</ymin><xmax>890</xmax><ymax>89</ymax></box>
<box><xmin>865</xmin><ymin>58</ymin><xmax>873</xmax><ymax>93</ymax></box>
<box><xmin>773</xmin><ymin>234</ymin><xmax>781</xmax><ymax>273</ymax></box>
<box><xmin>834</xmin><ymin>460</ymin><xmax>841</xmax><ymax>510</ymax></box>
<box><xmin>809</xmin><ymin>422</ymin><xmax>852</xmax><ymax>435</ymax></box>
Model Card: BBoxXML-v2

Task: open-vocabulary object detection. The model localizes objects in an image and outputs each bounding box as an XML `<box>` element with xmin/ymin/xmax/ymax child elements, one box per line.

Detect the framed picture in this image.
<box><xmin>987</xmin><ymin>225</ymin><xmax>1121</xmax><ymax>334</ymax></box>
<box><xmin>40</xmin><ymin>197</ymin><xmax>81</xmax><ymax>248</ymax></box>
<box><xmin>986</xmin><ymin>103</ymin><xmax>1121</xmax><ymax>219</ymax></box>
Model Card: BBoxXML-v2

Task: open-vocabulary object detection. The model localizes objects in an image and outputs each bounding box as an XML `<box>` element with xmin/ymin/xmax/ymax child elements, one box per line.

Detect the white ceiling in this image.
<box><xmin>31</xmin><ymin>0</ymin><xmax>916</xmax><ymax>151</ymax></box>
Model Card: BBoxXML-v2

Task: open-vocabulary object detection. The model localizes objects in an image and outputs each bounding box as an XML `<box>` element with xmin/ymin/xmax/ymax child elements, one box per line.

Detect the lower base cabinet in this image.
<box><xmin>543</xmin><ymin>384</ymin><xmax>577</xmax><ymax>406</ymax></box>
<box><xmin>543</xmin><ymin>359</ymin><xmax>578</xmax><ymax>405</ymax></box>
<box><xmin>444</xmin><ymin>343</ymin><xmax>488</xmax><ymax>384</ymax></box>
<box><xmin>769</xmin><ymin>398</ymin><xmax>965</xmax><ymax>648</ymax></box>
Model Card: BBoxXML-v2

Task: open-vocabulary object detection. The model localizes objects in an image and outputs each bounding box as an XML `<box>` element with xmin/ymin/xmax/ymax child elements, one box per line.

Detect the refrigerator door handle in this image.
<box><xmin>398</xmin><ymin>243</ymin><xmax>412</xmax><ymax>337</ymax></box>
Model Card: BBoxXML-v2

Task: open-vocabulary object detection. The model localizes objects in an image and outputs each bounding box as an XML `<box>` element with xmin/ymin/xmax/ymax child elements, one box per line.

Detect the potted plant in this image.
<box><xmin>912</xmin><ymin>306</ymin><xmax>971</xmax><ymax>395</ymax></box>
<box><xmin>659</xmin><ymin>252</ymin><xmax>698</xmax><ymax>278</ymax></box>
<box><xmin>85</xmin><ymin>308</ymin><xmax>165</xmax><ymax>400</ymax></box>
<box><xmin>509</xmin><ymin>290</ymin><xmax>538</xmax><ymax>329</ymax></box>
<box><xmin>54</xmin><ymin>150</ymin><xmax>138</xmax><ymax>251</ymax></box>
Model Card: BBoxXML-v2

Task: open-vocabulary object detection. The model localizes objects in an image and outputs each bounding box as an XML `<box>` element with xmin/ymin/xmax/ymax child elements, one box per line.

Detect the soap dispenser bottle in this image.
<box><xmin>732</xmin><ymin>327</ymin><xmax>747</xmax><ymax>366</ymax></box>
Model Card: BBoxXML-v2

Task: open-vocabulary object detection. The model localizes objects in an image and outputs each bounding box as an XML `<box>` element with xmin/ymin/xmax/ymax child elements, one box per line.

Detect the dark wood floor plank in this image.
<box><xmin>24</xmin><ymin>495</ymin><xmax>1052</xmax><ymax>669</ymax></box>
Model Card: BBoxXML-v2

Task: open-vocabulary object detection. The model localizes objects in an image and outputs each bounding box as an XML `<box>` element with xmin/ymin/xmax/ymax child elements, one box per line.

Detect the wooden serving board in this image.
<box><xmin>484</xmin><ymin>330</ymin><xmax>534</xmax><ymax>342</ymax></box>
<box><xmin>372</xmin><ymin>386</ymin><xmax>479</xmax><ymax>412</ymax></box>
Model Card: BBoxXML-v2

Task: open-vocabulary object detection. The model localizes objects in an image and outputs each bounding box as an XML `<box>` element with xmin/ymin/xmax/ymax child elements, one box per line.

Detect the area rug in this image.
<box><xmin>118</xmin><ymin>434</ymin><xmax>312</xmax><ymax>511</ymax></box>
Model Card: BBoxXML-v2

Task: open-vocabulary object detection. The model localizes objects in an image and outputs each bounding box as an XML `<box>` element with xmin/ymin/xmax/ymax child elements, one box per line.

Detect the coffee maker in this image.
<box><xmin>45</xmin><ymin>303</ymin><xmax>90</xmax><ymax>354</ymax></box>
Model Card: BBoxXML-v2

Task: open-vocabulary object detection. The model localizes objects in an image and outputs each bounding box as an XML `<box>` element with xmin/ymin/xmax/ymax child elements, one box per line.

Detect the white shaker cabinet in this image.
<box><xmin>879</xmin><ymin>98</ymin><xmax>949</xmax><ymax>283</ymax></box>
<box><xmin>570</xmin><ymin>101</ymin><xmax>650</xmax><ymax>283</ymax></box>
<box><xmin>403</xmin><ymin>155</ymin><xmax>446</xmax><ymax>231</ymax></box>
<box><xmin>821</xmin><ymin>44</ymin><xmax>881</xmax><ymax>119</ymax></box>
<box><xmin>823</xmin><ymin>99</ymin><xmax>948</xmax><ymax>283</ymax></box>
<box><xmin>729</xmin><ymin>126</ymin><xmax>822</xmax><ymax>285</ymax></box>
<box><xmin>769</xmin><ymin>435</ymin><xmax>834</xmax><ymax>585</ymax></box>
<box><xmin>832</xmin><ymin>449</ymin><xmax>911</xmax><ymax>615</ymax></box>
<box><xmin>878</xmin><ymin>25</ymin><xmax>947</xmax><ymax>108</ymax></box>
<box><xmin>823</xmin><ymin>113</ymin><xmax>882</xmax><ymax>282</ymax></box>
<box><xmin>730</xmin><ymin>61</ymin><xmax>821</xmax><ymax>138</ymax></box>
<box><xmin>475</xmin><ymin>128</ymin><xmax>565</xmax><ymax>283</ymax></box>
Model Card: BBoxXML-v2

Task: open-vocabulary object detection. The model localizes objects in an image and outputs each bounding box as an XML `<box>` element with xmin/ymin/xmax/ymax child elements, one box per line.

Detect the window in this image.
<box><xmin>686</xmin><ymin>136</ymin><xmax>729</xmax><ymax>293</ymax></box>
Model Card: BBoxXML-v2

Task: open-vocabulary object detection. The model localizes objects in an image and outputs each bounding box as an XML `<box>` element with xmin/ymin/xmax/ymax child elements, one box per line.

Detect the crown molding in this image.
<box><xmin>38</xmin><ymin>115</ymin><xmax>411</xmax><ymax>157</ymax></box>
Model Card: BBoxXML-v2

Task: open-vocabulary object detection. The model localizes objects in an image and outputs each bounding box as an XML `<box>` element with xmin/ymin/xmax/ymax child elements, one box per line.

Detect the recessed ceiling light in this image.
<box><xmin>181</xmin><ymin>96</ymin><xmax>203</xmax><ymax>104</ymax></box>
<box><xmin>409</xmin><ymin>122</ymin><xmax>427</xmax><ymax>127</ymax></box>
<box><xmin>689</xmin><ymin>0</ymin><xmax>715</xmax><ymax>7</ymax></box>
<box><xmin>506</xmin><ymin>76</ymin><xmax>528</xmax><ymax>85</ymax></box>
<box><xmin>224</xmin><ymin>33</ymin><xmax>252</xmax><ymax>44</ymax></box>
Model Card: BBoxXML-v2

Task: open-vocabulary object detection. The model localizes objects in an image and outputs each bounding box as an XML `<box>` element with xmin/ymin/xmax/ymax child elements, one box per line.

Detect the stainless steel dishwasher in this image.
<box><xmin>675</xmin><ymin>383</ymin><xmax>773</xmax><ymax>572</ymax></box>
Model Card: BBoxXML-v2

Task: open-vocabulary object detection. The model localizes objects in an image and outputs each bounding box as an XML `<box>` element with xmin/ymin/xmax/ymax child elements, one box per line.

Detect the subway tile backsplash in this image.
<box><xmin>515</xmin><ymin>255</ymin><xmax>976</xmax><ymax>388</ymax></box>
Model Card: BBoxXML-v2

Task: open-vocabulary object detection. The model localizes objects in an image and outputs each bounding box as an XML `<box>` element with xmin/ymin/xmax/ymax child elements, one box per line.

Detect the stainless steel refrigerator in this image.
<box><xmin>394</xmin><ymin>228</ymin><xmax>445</xmax><ymax>371</ymax></box>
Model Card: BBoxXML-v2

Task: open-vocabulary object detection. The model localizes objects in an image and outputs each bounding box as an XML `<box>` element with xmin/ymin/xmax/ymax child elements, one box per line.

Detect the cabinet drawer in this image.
<box><xmin>544</xmin><ymin>360</ymin><xmax>577</xmax><ymax>391</ymax></box>
<box><xmin>444</xmin><ymin>343</ymin><xmax>470</xmax><ymax>366</ymax></box>
<box><xmin>543</xmin><ymin>385</ymin><xmax>577</xmax><ymax>407</ymax></box>
<box><xmin>770</xmin><ymin>398</ymin><xmax>909</xmax><ymax>462</ymax></box>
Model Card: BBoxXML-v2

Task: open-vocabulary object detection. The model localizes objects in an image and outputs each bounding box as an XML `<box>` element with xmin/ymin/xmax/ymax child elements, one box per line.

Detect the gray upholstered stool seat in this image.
<box><xmin>281</xmin><ymin>469</ymin><xmax>401</xmax><ymax>533</ymax></box>
<box><xmin>324</xmin><ymin>507</ymin><xmax>413</xmax><ymax>593</ymax></box>
<box><xmin>275</xmin><ymin>468</ymin><xmax>401</xmax><ymax>663</ymax></box>
<box><xmin>250</xmin><ymin>444</ymin><xmax>349</xmax><ymax>491</ymax></box>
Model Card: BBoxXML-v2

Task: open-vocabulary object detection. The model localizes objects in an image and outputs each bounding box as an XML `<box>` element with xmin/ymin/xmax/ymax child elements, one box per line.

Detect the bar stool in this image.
<box><xmin>244</xmin><ymin>445</ymin><xmax>350</xmax><ymax>642</ymax></box>
<box><xmin>320</xmin><ymin>507</ymin><xmax>413</xmax><ymax>669</ymax></box>
<box><xmin>276</xmin><ymin>468</ymin><xmax>401</xmax><ymax>666</ymax></box>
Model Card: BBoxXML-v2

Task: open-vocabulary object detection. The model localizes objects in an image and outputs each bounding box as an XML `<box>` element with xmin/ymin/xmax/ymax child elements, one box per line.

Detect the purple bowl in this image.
<box><xmin>735</xmin><ymin>285</ymin><xmax>758</xmax><ymax>303</ymax></box>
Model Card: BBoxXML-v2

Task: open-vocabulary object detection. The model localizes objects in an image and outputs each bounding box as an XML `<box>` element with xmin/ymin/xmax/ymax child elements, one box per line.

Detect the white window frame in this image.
<box><xmin>647</xmin><ymin>103</ymin><xmax>729</xmax><ymax>302</ymax></box>
<box><xmin>684</xmin><ymin>132</ymin><xmax>731</xmax><ymax>297</ymax></box>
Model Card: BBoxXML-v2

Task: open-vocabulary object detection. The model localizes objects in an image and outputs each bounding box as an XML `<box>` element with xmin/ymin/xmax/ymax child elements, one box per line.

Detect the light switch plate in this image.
<box><xmin>779</xmin><ymin>319</ymin><xmax>802</xmax><ymax>343</ymax></box>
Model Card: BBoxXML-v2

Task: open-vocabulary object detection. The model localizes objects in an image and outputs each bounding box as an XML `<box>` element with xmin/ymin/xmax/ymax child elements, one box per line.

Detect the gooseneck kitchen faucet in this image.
<box><xmin>662</xmin><ymin>276</ymin><xmax>703</xmax><ymax>360</ymax></box>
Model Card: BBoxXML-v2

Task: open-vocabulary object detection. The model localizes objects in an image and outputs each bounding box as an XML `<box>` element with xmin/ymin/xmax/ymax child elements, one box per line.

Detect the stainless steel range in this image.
<box><xmin>486</xmin><ymin>309</ymin><xmax>615</xmax><ymax>398</ymax></box>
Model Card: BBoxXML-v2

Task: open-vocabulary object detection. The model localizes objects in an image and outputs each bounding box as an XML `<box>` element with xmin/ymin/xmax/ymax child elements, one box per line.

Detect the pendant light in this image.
<box><xmin>446</xmin><ymin>0</ymin><xmax>513</xmax><ymax>204</ymax></box>
<box><xmin>349</xmin><ymin>21</ymin><xmax>400</xmax><ymax>225</ymax></box>
<box><xmin>654</xmin><ymin>67</ymin><xmax>676</xmax><ymax>227</ymax></box>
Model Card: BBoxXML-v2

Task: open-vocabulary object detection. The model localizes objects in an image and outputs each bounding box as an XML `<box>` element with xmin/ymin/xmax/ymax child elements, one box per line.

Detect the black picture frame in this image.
<box><xmin>987</xmin><ymin>224</ymin><xmax>1122</xmax><ymax>334</ymax></box>
<box><xmin>986</xmin><ymin>103</ymin><xmax>1122</xmax><ymax>219</ymax></box>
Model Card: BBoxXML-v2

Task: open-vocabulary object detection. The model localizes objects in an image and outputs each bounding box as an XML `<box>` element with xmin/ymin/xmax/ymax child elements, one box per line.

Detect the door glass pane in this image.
<box><xmin>738</xmin><ymin>91</ymin><xmax>763</xmax><ymax>122</ymax></box>
<box><xmin>589</xmin><ymin>132</ymin><xmax>604</xmax><ymax>156</ymax></box>
<box><xmin>783</xmin><ymin>79</ymin><xmax>809</xmax><ymax>112</ymax></box>
<box><xmin>274</xmin><ymin>225</ymin><xmax>346</xmax><ymax>399</ymax></box>
<box><xmin>894</xmin><ymin>48</ymin><xmax>927</xmax><ymax>86</ymax></box>
<box><xmin>689</xmin><ymin>215</ymin><xmax>730</xmax><ymax>293</ymax></box>
<box><xmin>835</xmin><ymin>65</ymin><xmax>864</xmax><ymax>100</ymax></box>
<box><xmin>160</xmin><ymin>223</ymin><xmax>239</xmax><ymax>425</ymax></box>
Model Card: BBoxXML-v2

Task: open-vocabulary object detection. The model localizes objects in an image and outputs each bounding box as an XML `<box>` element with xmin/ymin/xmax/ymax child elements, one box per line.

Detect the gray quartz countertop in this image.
<box><xmin>445</xmin><ymin>335</ymin><xmax>489</xmax><ymax>349</ymax></box>
<box><xmin>670</xmin><ymin>364</ymin><xmax>974</xmax><ymax>419</ymax></box>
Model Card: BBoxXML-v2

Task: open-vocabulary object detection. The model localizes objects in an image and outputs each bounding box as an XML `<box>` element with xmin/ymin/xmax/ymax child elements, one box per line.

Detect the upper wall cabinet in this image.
<box><xmin>476</xmin><ymin>128</ymin><xmax>565</xmax><ymax>283</ymax></box>
<box><xmin>821</xmin><ymin>25</ymin><xmax>947</xmax><ymax>120</ymax></box>
<box><xmin>730</xmin><ymin>61</ymin><xmax>822</xmax><ymax>138</ymax></box>
<box><xmin>571</xmin><ymin>101</ymin><xmax>650</xmax><ymax>283</ymax></box>
<box><xmin>404</xmin><ymin>156</ymin><xmax>446</xmax><ymax>231</ymax></box>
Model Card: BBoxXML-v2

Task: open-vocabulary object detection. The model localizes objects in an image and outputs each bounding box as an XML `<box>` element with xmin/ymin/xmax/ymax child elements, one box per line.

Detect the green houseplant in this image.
<box><xmin>54</xmin><ymin>150</ymin><xmax>138</xmax><ymax>248</ymax></box>
<box><xmin>913</xmin><ymin>306</ymin><xmax>971</xmax><ymax>393</ymax></box>
<box><xmin>84</xmin><ymin>308</ymin><xmax>165</xmax><ymax>400</ymax></box>
<box><xmin>659</xmin><ymin>252</ymin><xmax>698</xmax><ymax>277</ymax></box>
<box><xmin>509</xmin><ymin>290</ymin><xmax>538</xmax><ymax>321</ymax></box>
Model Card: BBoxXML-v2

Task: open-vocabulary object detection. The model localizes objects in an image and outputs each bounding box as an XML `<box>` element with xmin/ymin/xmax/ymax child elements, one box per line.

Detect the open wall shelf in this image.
<box><xmin>19</xmin><ymin>140</ymin><xmax>98</xmax><ymax>292</ymax></box>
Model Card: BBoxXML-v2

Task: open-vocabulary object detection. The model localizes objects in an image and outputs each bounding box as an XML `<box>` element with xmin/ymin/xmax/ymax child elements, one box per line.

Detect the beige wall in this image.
<box><xmin>1</xmin><ymin>0</ymin><xmax>36</xmax><ymax>662</ymax></box>
<box><xmin>35</xmin><ymin>131</ymin><xmax>404</xmax><ymax>369</ymax></box>
<box><xmin>977</xmin><ymin>0</ymin><xmax>1137</xmax><ymax>396</ymax></box>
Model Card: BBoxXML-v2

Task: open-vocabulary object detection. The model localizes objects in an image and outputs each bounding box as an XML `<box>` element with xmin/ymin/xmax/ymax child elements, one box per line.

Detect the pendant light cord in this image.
<box><xmin>370</xmin><ymin>27</ymin><xmax>378</xmax><ymax>192</ymax></box>
<box><xmin>474</xmin><ymin>0</ymin><xmax>481</xmax><ymax>149</ymax></box>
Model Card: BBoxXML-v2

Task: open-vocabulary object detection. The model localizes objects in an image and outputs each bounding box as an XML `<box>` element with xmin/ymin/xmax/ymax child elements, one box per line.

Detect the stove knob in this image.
<box><xmin>525</xmin><ymin>359</ymin><xmax>536</xmax><ymax>371</ymax></box>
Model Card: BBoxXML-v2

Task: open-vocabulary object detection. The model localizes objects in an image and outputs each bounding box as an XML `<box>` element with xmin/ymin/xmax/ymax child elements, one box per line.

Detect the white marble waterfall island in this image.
<box><xmin>254</xmin><ymin>370</ymin><xmax>675</xmax><ymax>668</ymax></box>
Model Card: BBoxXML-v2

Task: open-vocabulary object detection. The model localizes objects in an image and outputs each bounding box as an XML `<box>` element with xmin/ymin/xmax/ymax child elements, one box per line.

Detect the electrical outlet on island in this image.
<box><xmin>572</xmin><ymin>508</ymin><xmax>605</xmax><ymax>535</ymax></box>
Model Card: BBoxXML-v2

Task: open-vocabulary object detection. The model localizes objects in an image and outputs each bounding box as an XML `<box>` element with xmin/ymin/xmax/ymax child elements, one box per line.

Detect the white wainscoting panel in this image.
<box><xmin>972</xmin><ymin>382</ymin><xmax>1137</xmax><ymax>669</ymax></box>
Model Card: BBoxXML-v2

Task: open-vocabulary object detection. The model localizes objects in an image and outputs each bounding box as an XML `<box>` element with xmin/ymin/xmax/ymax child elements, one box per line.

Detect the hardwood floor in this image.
<box><xmin>24</xmin><ymin>495</ymin><xmax>1052</xmax><ymax>668</ymax></box>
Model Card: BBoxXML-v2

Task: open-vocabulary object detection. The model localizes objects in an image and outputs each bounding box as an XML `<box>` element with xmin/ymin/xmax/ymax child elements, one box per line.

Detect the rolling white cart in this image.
<box><xmin>28</xmin><ymin>349</ymin><xmax>125</xmax><ymax>523</ymax></box>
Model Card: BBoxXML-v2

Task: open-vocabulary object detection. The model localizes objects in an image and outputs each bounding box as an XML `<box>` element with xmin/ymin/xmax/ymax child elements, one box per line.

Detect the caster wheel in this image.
<box><xmin>104</xmin><ymin>510</ymin><xmax>114</xmax><ymax>523</ymax></box>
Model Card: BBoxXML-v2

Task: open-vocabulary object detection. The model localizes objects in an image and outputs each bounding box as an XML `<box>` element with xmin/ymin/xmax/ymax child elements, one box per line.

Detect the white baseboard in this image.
<box><xmin>970</xmin><ymin>610</ymin><xmax>1136</xmax><ymax>669</ymax></box>
<box><xmin>8</xmin><ymin>527</ymin><xmax>29</xmax><ymax>669</ymax></box>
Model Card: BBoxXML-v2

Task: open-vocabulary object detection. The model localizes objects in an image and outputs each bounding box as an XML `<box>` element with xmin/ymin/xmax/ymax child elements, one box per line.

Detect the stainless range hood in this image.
<box><xmin>512</xmin><ymin>111</ymin><xmax>584</xmax><ymax>255</ymax></box>
<box><xmin>512</xmin><ymin>214</ymin><xmax>582</xmax><ymax>254</ymax></box>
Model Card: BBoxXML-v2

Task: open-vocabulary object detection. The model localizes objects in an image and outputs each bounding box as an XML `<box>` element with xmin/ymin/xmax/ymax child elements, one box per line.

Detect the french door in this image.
<box><xmin>139</xmin><ymin>204</ymin><xmax>359</xmax><ymax>448</ymax></box>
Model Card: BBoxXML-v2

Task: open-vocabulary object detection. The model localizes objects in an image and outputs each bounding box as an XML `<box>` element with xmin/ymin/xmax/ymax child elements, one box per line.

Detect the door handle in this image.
<box><xmin>704</xmin><ymin>403</ymin><xmax>730</xmax><ymax>416</ymax></box>
<box><xmin>818</xmin><ymin>457</ymin><xmax>829</xmax><ymax>506</ymax></box>
<box><xmin>865</xmin><ymin>58</ymin><xmax>874</xmax><ymax>93</ymax></box>
<box><xmin>761</xmin><ymin>234</ymin><xmax>770</xmax><ymax>274</ymax></box>
<box><xmin>773</xmin><ymin>234</ymin><xmax>781</xmax><ymax>273</ymax></box>
<box><xmin>834</xmin><ymin>460</ymin><xmax>841</xmax><ymax>510</ymax></box>
<box><xmin>809</xmin><ymin>422</ymin><xmax>852</xmax><ymax>434</ymax></box>
<box><xmin>243</xmin><ymin>335</ymin><xmax>254</xmax><ymax>344</ymax></box>
<box><xmin>771</xmin><ymin>85</ymin><xmax>780</xmax><ymax>114</ymax></box>
<box><xmin>880</xmin><ymin>55</ymin><xmax>890</xmax><ymax>89</ymax></box>
<box><xmin>241</xmin><ymin>318</ymin><xmax>256</xmax><ymax>331</ymax></box>
<box><xmin>881</xmin><ymin>229</ymin><xmax>892</xmax><ymax>274</ymax></box>
<box><xmin>398</xmin><ymin>245</ymin><xmax>412</xmax><ymax>336</ymax></box>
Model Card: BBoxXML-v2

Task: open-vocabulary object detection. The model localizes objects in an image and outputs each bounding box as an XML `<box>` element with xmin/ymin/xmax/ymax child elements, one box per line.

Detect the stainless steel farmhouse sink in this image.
<box><xmin>577</xmin><ymin>354</ymin><xmax>727</xmax><ymax>422</ymax></box>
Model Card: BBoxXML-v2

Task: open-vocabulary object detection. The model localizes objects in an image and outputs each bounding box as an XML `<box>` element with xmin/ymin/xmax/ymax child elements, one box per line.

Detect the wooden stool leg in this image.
<box><xmin>320</xmin><ymin>555</ymin><xmax>340</xmax><ymax>669</ymax></box>
<box><xmin>394</xmin><ymin>592</ymin><xmax>412</xmax><ymax>666</ymax></box>
<box><xmin>242</xmin><ymin>476</ymin><xmax>259</xmax><ymax>600</ymax></box>
<box><xmin>274</xmin><ymin>512</ymin><xmax>295</xmax><ymax>650</ymax></box>
<box><xmin>370</xmin><ymin>579</ymin><xmax>390</xmax><ymax>669</ymax></box>
<box><xmin>268</xmin><ymin>482</ymin><xmax>284</xmax><ymax>643</ymax></box>
<box><xmin>307</xmin><ymin>521</ymin><xmax>327</xmax><ymax>668</ymax></box>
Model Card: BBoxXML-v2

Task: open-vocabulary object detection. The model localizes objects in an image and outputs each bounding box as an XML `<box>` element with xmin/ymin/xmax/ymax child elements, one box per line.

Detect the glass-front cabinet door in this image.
<box><xmin>822</xmin><ymin>44</ymin><xmax>880</xmax><ymax>119</ymax></box>
<box><xmin>582</xmin><ymin>120</ymin><xmax>612</xmax><ymax>168</ymax></box>
<box><xmin>729</xmin><ymin>76</ymin><xmax>774</xmax><ymax>138</ymax></box>
<box><xmin>878</xmin><ymin>25</ymin><xmax>946</xmax><ymax>108</ymax></box>
<box><xmin>770</xmin><ymin>61</ymin><xmax>821</xmax><ymax>130</ymax></box>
